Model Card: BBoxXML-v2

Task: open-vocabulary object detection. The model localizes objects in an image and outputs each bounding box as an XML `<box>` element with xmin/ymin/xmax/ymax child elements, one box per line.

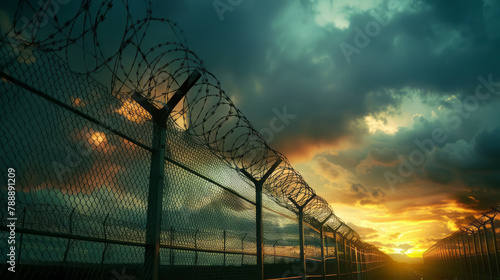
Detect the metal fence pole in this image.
<box><xmin>488</xmin><ymin>218</ymin><xmax>500</xmax><ymax>279</ymax></box>
<box><xmin>474</xmin><ymin>226</ymin><xmax>487</xmax><ymax>278</ymax></box>
<box><xmin>132</xmin><ymin>70</ymin><xmax>201</xmax><ymax>280</ymax></box>
<box><xmin>18</xmin><ymin>207</ymin><xmax>26</xmax><ymax>266</ymax></box>
<box><xmin>457</xmin><ymin>231</ymin><xmax>471</xmax><ymax>276</ymax></box>
<box><xmin>101</xmin><ymin>214</ymin><xmax>109</xmax><ymax>266</ymax></box>
<box><xmin>469</xmin><ymin>229</ymin><xmax>481</xmax><ymax>278</ymax></box>
<box><xmin>288</xmin><ymin>194</ymin><xmax>317</xmax><ymax>280</ymax></box>
<box><xmin>63</xmin><ymin>208</ymin><xmax>75</xmax><ymax>263</ymax></box>
<box><xmin>450</xmin><ymin>236</ymin><xmax>460</xmax><ymax>278</ymax></box>
<box><xmin>333</xmin><ymin>225</ymin><xmax>341</xmax><ymax>280</ymax></box>
<box><xmin>241</xmin><ymin>234</ymin><xmax>247</xmax><ymax>266</ymax></box>
<box><xmin>194</xmin><ymin>229</ymin><xmax>199</xmax><ymax>266</ymax></box>
<box><xmin>460</xmin><ymin>232</ymin><xmax>473</xmax><ymax>280</ymax></box>
<box><xmin>273</xmin><ymin>240</ymin><xmax>279</xmax><ymax>264</ymax></box>
<box><xmin>344</xmin><ymin>238</ymin><xmax>348</xmax><ymax>279</ymax></box>
<box><xmin>482</xmin><ymin>224</ymin><xmax>493</xmax><ymax>278</ymax></box>
<box><xmin>223</xmin><ymin>230</ymin><xmax>227</xmax><ymax>266</ymax></box>
<box><xmin>319</xmin><ymin>214</ymin><xmax>333</xmax><ymax>280</ymax></box>
<box><xmin>240</xmin><ymin>159</ymin><xmax>282</xmax><ymax>280</ymax></box>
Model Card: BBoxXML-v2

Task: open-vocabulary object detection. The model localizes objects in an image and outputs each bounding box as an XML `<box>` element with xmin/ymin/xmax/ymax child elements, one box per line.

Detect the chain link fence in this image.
<box><xmin>1</xmin><ymin>1</ymin><xmax>390</xmax><ymax>279</ymax></box>
<box><xmin>423</xmin><ymin>205</ymin><xmax>500</xmax><ymax>280</ymax></box>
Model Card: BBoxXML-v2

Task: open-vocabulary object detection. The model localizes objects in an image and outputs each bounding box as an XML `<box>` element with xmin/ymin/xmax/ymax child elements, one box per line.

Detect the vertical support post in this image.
<box><xmin>461</xmin><ymin>232</ymin><xmax>474</xmax><ymax>280</ymax></box>
<box><xmin>334</xmin><ymin>227</ymin><xmax>341</xmax><ymax>280</ymax></box>
<box><xmin>194</xmin><ymin>229</ymin><xmax>199</xmax><ymax>266</ymax></box>
<box><xmin>241</xmin><ymin>234</ymin><xmax>247</xmax><ymax>266</ymax></box>
<box><xmin>320</xmin><ymin>214</ymin><xmax>333</xmax><ymax>280</ymax></box>
<box><xmin>469</xmin><ymin>230</ymin><xmax>479</xmax><ymax>277</ymax></box>
<box><xmin>344</xmin><ymin>238</ymin><xmax>348</xmax><ymax>279</ymax></box>
<box><xmin>288</xmin><ymin>195</ymin><xmax>316</xmax><ymax>280</ymax></box>
<box><xmin>256</xmin><ymin>181</ymin><xmax>264</xmax><ymax>278</ymax></box>
<box><xmin>481</xmin><ymin>224</ymin><xmax>493</xmax><ymax>278</ymax></box>
<box><xmin>132</xmin><ymin>70</ymin><xmax>201</xmax><ymax>280</ymax></box>
<box><xmin>240</xmin><ymin>159</ymin><xmax>282</xmax><ymax>280</ymax></box>
<box><xmin>356</xmin><ymin>245</ymin><xmax>360</xmax><ymax>280</ymax></box>
<box><xmin>101</xmin><ymin>214</ymin><xmax>109</xmax><ymax>266</ymax></box>
<box><xmin>449</xmin><ymin>236</ymin><xmax>460</xmax><ymax>278</ymax></box>
<box><xmin>63</xmin><ymin>208</ymin><xmax>75</xmax><ymax>263</ymax></box>
<box><xmin>18</xmin><ymin>207</ymin><xmax>26</xmax><ymax>266</ymax></box>
<box><xmin>223</xmin><ymin>230</ymin><xmax>227</xmax><ymax>266</ymax></box>
<box><xmin>489</xmin><ymin>218</ymin><xmax>500</xmax><ymax>279</ymax></box>
<box><xmin>273</xmin><ymin>240</ymin><xmax>279</xmax><ymax>264</ymax></box>
<box><xmin>475</xmin><ymin>226</ymin><xmax>487</xmax><ymax>278</ymax></box>
<box><xmin>472</xmin><ymin>230</ymin><xmax>483</xmax><ymax>278</ymax></box>
<box><xmin>170</xmin><ymin>227</ymin><xmax>175</xmax><ymax>265</ymax></box>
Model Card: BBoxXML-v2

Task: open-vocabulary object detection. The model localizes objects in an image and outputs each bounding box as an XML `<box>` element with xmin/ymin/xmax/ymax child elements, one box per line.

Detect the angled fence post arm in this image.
<box><xmin>132</xmin><ymin>70</ymin><xmax>201</xmax><ymax>280</ymax></box>
<box><xmin>240</xmin><ymin>158</ymin><xmax>282</xmax><ymax>280</ymax></box>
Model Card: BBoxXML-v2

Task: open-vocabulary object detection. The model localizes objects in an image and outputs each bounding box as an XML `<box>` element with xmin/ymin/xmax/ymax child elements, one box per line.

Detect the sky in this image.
<box><xmin>1</xmin><ymin>0</ymin><xmax>500</xmax><ymax>265</ymax></box>
<box><xmin>159</xmin><ymin>0</ymin><xmax>500</xmax><ymax>262</ymax></box>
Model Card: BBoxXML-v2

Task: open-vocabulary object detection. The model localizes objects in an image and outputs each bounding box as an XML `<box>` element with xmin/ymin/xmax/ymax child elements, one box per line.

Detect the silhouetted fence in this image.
<box><xmin>423</xmin><ymin>206</ymin><xmax>500</xmax><ymax>280</ymax></box>
<box><xmin>0</xmin><ymin>1</ymin><xmax>389</xmax><ymax>279</ymax></box>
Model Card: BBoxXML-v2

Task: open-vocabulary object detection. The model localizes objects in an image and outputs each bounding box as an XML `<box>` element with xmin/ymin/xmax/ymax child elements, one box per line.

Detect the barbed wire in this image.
<box><xmin>1</xmin><ymin>0</ymin><xmax>385</xmax><ymax>265</ymax></box>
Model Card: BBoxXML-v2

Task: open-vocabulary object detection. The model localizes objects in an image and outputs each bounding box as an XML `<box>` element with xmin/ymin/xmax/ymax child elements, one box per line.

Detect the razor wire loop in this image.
<box><xmin>1</xmin><ymin>0</ymin><xmax>391</xmax><ymax>279</ymax></box>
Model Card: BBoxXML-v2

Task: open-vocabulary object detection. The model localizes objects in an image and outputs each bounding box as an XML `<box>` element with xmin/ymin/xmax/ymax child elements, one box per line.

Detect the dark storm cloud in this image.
<box><xmin>161</xmin><ymin>0</ymin><xmax>500</xmax><ymax>162</ymax></box>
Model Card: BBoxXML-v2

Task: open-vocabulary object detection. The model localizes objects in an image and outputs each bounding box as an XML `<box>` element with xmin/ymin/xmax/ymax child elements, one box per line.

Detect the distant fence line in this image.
<box><xmin>423</xmin><ymin>205</ymin><xmax>500</xmax><ymax>280</ymax></box>
<box><xmin>1</xmin><ymin>1</ymin><xmax>389</xmax><ymax>279</ymax></box>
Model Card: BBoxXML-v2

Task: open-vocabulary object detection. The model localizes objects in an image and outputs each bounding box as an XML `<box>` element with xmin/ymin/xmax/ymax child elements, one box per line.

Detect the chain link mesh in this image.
<box><xmin>1</xmin><ymin>1</ymin><xmax>390</xmax><ymax>279</ymax></box>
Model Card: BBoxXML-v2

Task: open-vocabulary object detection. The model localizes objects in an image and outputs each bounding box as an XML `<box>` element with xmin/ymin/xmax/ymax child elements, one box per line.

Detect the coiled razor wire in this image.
<box><xmin>1</xmin><ymin>0</ymin><xmax>385</xmax><ymax>264</ymax></box>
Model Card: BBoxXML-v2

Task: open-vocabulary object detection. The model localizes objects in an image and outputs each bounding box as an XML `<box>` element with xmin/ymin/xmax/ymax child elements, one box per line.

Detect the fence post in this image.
<box><xmin>240</xmin><ymin>159</ymin><xmax>282</xmax><ymax>280</ymax></box>
<box><xmin>473</xmin><ymin>225</ymin><xmax>487</xmax><ymax>278</ymax></box>
<box><xmin>467</xmin><ymin>228</ymin><xmax>481</xmax><ymax>278</ymax></box>
<box><xmin>241</xmin><ymin>234</ymin><xmax>247</xmax><ymax>266</ymax></box>
<box><xmin>288</xmin><ymin>194</ymin><xmax>316</xmax><ymax>280</ymax></box>
<box><xmin>273</xmin><ymin>240</ymin><xmax>279</xmax><ymax>264</ymax></box>
<box><xmin>170</xmin><ymin>227</ymin><xmax>175</xmax><ymax>265</ymax></box>
<box><xmin>63</xmin><ymin>208</ymin><xmax>75</xmax><ymax>263</ymax></box>
<box><xmin>18</xmin><ymin>207</ymin><xmax>27</xmax><ymax>266</ymax></box>
<box><xmin>487</xmin><ymin>217</ymin><xmax>500</xmax><ymax>279</ymax></box>
<box><xmin>344</xmin><ymin>238</ymin><xmax>348</xmax><ymax>278</ymax></box>
<box><xmin>332</xmin><ymin>224</ymin><xmax>342</xmax><ymax>280</ymax></box>
<box><xmin>319</xmin><ymin>214</ymin><xmax>333</xmax><ymax>280</ymax></box>
<box><xmin>223</xmin><ymin>230</ymin><xmax>227</xmax><ymax>266</ymax></box>
<box><xmin>449</xmin><ymin>235</ymin><xmax>461</xmax><ymax>278</ymax></box>
<box><xmin>132</xmin><ymin>70</ymin><xmax>201</xmax><ymax>280</ymax></box>
<box><xmin>462</xmin><ymin>231</ymin><xmax>474</xmax><ymax>280</ymax></box>
<box><xmin>194</xmin><ymin>229</ymin><xmax>199</xmax><ymax>266</ymax></box>
<box><xmin>101</xmin><ymin>214</ymin><xmax>109</xmax><ymax>266</ymax></box>
<box><xmin>481</xmin><ymin>223</ymin><xmax>493</xmax><ymax>279</ymax></box>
